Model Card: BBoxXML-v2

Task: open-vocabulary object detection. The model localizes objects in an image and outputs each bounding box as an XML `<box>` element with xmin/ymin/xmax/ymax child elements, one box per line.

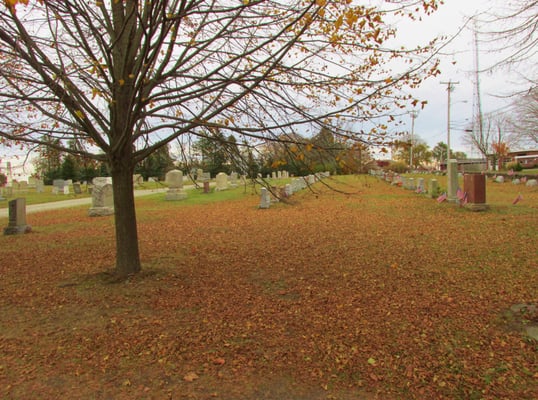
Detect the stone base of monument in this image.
<box><xmin>165</xmin><ymin>189</ymin><xmax>187</xmax><ymax>201</ymax></box>
<box><xmin>464</xmin><ymin>203</ymin><xmax>490</xmax><ymax>212</ymax></box>
<box><xmin>88</xmin><ymin>207</ymin><xmax>114</xmax><ymax>217</ymax></box>
<box><xmin>4</xmin><ymin>224</ymin><xmax>32</xmax><ymax>235</ymax></box>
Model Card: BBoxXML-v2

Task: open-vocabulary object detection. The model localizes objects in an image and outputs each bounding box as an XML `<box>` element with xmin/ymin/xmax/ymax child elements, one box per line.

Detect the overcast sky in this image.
<box><xmin>398</xmin><ymin>0</ymin><xmax>532</xmax><ymax>156</ymax></box>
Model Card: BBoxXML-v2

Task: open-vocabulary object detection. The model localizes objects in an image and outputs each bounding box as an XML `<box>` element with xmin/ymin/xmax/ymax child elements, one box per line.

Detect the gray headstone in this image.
<box><xmin>259</xmin><ymin>187</ymin><xmax>271</xmax><ymax>209</ymax></box>
<box><xmin>165</xmin><ymin>170</ymin><xmax>187</xmax><ymax>200</ymax></box>
<box><xmin>73</xmin><ymin>182</ymin><xmax>82</xmax><ymax>194</ymax></box>
<box><xmin>4</xmin><ymin>198</ymin><xmax>31</xmax><ymax>235</ymax></box>
<box><xmin>88</xmin><ymin>183</ymin><xmax>114</xmax><ymax>217</ymax></box>
<box><xmin>526</xmin><ymin>179</ymin><xmax>537</xmax><ymax>187</ymax></box>
<box><xmin>495</xmin><ymin>175</ymin><xmax>505</xmax><ymax>183</ymax></box>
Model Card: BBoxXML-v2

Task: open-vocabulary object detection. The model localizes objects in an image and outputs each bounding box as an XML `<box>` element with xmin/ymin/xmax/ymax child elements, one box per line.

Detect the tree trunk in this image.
<box><xmin>110</xmin><ymin>162</ymin><xmax>141</xmax><ymax>277</ymax></box>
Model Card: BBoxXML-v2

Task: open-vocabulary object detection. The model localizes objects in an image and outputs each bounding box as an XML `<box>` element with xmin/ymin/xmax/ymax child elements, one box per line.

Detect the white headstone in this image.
<box><xmin>495</xmin><ymin>176</ymin><xmax>505</xmax><ymax>183</ymax></box>
<box><xmin>165</xmin><ymin>170</ymin><xmax>187</xmax><ymax>200</ymax></box>
<box><xmin>526</xmin><ymin>179</ymin><xmax>538</xmax><ymax>187</ymax></box>
<box><xmin>215</xmin><ymin>172</ymin><xmax>228</xmax><ymax>191</ymax></box>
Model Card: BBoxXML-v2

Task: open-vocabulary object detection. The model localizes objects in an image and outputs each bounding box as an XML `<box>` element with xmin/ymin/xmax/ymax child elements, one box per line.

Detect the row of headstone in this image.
<box><xmin>259</xmin><ymin>172</ymin><xmax>330</xmax><ymax>209</ymax></box>
<box><xmin>494</xmin><ymin>175</ymin><xmax>537</xmax><ymax>186</ymax></box>
<box><xmin>371</xmin><ymin>168</ymin><xmax>489</xmax><ymax>211</ymax></box>
<box><xmin>267</xmin><ymin>171</ymin><xmax>290</xmax><ymax>180</ymax></box>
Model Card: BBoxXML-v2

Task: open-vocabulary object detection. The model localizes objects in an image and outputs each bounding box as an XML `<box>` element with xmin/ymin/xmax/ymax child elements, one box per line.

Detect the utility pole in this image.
<box><xmin>441</xmin><ymin>80</ymin><xmax>459</xmax><ymax>202</ymax></box>
<box><xmin>409</xmin><ymin>110</ymin><xmax>418</xmax><ymax>169</ymax></box>
<box><xmin>440</xmin><ymin>80</ymin><xmax>459</xmax><ymax>163</ymax></box>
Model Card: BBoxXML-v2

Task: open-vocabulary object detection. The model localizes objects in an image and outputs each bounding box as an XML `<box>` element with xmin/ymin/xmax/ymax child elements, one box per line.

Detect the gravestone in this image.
<box><xmin>35</xmin><ymin>180</ymin><xmax>44</xmax><ymax>193</ymax></box>
<box><xmin>203</xmin><ymin>181</ymin><xmax>210</xmax><ymax>194</ymax></box>
<box><xmin>463</xmin><ymin>173</ymin><xmax>489</xmax><ymax>211</ymax></box>
<box><xmin>447</xmin><ymin>159</ymin><xmax>459</xmax><ymax>202</ymax></box>
<box><xmin>407</xmin><ymin>178</ymin><xmax>415</xmax><ymax>190</ymax></box>
<box><xmin>259</xmin><ymin>187</ymin><xmax>271</xmax><ymax>209</ymax></box>
<box><xmin>4</xmin><ymin>198</ymin><xmax>31</xmax><ymax>235</ymax></box>
<box><xmin>416</xmin><ymin>178</ymin><xmax>425</xmax><ymax>193</ymax></box>
<box><xmin>526</xmin><ymin>179</ymin><xmax>537</xmax><ymax>187</ymax></box>
<box><xmin>63</xmin><ymin>185</ymin><xmax>70</xmax><ymax>195</ymax></box>
<box><xmin>229</xmin><ymin>172</ymin><xmax>238</xmax><ymax>188</ymax></box>
<box><xmin>92</xmin><ymin>177</ymin><xmax>111</xmax><ymax>186</ymax></box>
<box><xmin>285</xmin><ymin>184</ymin><xmax>292</xmax><ymax>197</ymax></box>
<box><xmin>196</xmin><ymin>169</ymin><xmax>204</xmax><ymax>182</ymax></box>
<box><xmin>73</xmin><ymin>182</ymin><xmax>82</xmax><ymax>194</ymax></box>
<box><xmin>512</xmin><ymin>178</ymin><xmax>521</xmax><ymax>185</ymax></box>
<box><xmin>428</xmin><ymin>179</ymin><xmax>439</xmax><ymax>198</ymax></box>
<box><xmin>88</xmin><ymin>183</ymin><xmax>114</xmax><ymax>217</ymax></box>
<box><xmin>52</xmin><ymin>179</ymin><xmax>65</xmax><ymax>194</ymax></box>
<box><xmin>271</xmin><ymin>172</ymin><xmax>276</xmax><ymax>179</ymax></box>
<box><xmin>215</xmin><ymin>172</ymin><xmax>228</xmax><ymax>191</ymax></box>
<box><xmin>495</xmin><ymin>175</ymin><xmax>505</xmax><ymax>183</ymax></box>
<box><xmin>165</xmin><ymin>169</ymin><xmax>187</xmax><ymax>201</ymax></box>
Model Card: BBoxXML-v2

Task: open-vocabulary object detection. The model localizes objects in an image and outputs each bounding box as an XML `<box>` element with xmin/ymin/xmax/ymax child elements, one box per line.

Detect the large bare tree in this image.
<box><xmin>0</xmin><ymin>0</ymin><xmax>442</xmax><ymax>277</ymax></box>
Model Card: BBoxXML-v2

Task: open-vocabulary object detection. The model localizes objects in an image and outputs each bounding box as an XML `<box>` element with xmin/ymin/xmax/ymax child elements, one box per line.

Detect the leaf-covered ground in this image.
<box><xmin>1</xmin><ymin>176</ymin><xmax>537</xmax><ymax>399</ymax></box>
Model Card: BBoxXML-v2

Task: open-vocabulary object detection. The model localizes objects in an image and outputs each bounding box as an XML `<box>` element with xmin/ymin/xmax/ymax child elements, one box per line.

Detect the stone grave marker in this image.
<box><xmin>229</xmin><ymin>172</ymin><xmax>238</xmax><ymax>188</ymax></box>
<box><xmin>63</xmin><ymin>185</ymin><xmax>70</xmax><ymax>195</ymax></box>
<box><xmin>495</xmin><ymin>175</ymin><xmax>505</xmax><ymax>183</ymax></box>
<box><xmin>73</xmin><ymin>182</ymin><xmax>82</xmax><ymax>194</ymax></box>
<box><xmin>35</xmin><ymin>180</ymin><xmax>44</xmax><ymax>193</ymax></box>
<box><xmin>4</xmin><ymin>198</ymin><xmax>31</xmax><ymax>235</ymax></box>
<box><xmin>259</xmin><ymin>187</ymin><xmax>270</xmax><ymax>209</ymax></box>
<box><xmin>526</xmin><ymin>179</ymin><xmax>537</xmax><ymax>187</ymax></box>
<box><xmin>52</xmin><ymin>179</ymin><xmax>65</xmax><ymax>194</ymax></box>
<box><xmin>428</xmin><ymin>179</ymin><xmax>439</xmax><ymax>198</ymax></box>
<box><xmin>165</xmin><ymin>169</ymin><xmax>187</xmax><ymax>201</ymax></box>
<box><xmin>464</xmin><ymin>173</ymin><xmax>489</xmax><ymax>211</ymax></box>
<box><xmin>215</xmin><ymin>172</ymin><xmax>228</xmax><ymax>191</ymax></box>
<box><xmin>88</xmin><ymin>183</ymin><xmax>114</xmax><ymax>217</ymax></box>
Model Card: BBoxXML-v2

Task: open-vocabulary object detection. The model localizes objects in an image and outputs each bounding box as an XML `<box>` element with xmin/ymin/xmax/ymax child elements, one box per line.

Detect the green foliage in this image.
<box><xmin>135</xmin><ymin>144</ymin><xmax>174</xmax><ymax>180</ymax></box>
<box><xmin>387</xmin><ymin>160</ymin><xmax>408</xmax><ymax>173</ymax></box>
<box><xmin>506</xmin><ymin>162</ymin><xmax>523</xmax><ymax>172</ymax></box>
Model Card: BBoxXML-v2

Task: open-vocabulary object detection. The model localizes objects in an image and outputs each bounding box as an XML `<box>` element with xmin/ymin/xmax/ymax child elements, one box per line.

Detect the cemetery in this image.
<box><xmin>0</xmin><ymin>172</ymin><xmax>537</xmax><ymax>399</ymax></box>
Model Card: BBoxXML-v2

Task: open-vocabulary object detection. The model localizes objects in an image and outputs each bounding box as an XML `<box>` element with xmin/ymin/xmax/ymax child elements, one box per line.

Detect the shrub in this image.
<box><xmin>506</xmin><ymin>162</ymin><xmax>523</xmax><ymax>172</ymax></box>
<box><xmin>385</xmin><ymin>161</ymin><xmax>408</xmax><ymax>173</ymax></box>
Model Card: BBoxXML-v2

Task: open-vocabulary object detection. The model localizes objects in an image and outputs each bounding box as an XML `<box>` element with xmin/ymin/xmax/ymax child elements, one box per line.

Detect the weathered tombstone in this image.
<box><xmin>4</xmin><ymin>198</ymin><xmax>31</xmax><ymax>235</ymax></box>
<box><xmin>88</xmin><ymin>183</ymin><xmax>114</xmax><ymax>217</ymax></box>
<box><xmin>229</xmin><ymin>172</ymin><xmax>238</xmax><ymax>188</ymax></box>
<box><xmin>407</xmin><ymin>178</ymin><xmax>415</xmax><ymax>190</ymax></box>
<box><xmin>285</xmin><ymin>184</ymin><xmax>293</xmax><ymax>197</ymax></box>
<box><xmin>259</xmin><ymin>187</ymin><xmax>270</xmax><ymax>209</ymax></box>
<box><xmin>416</xmin><ymin>178</ymin><xmax>425</xmax><ymax>193</ymax></box>
<box><xmin>73</xmin><ymin>182</ymin><xmax>82</xmax><ymax>194</ymax></box>
<box><xmin>52</xmin><ymin>179</ymin><xmax>65</xmax><ymax>195</ymax></box>
<box><xmin>464</xmin><ymin>173</ymin><xmax>489</xmax><ymax>211</ymax></box>
<box><xmin>215</xmin><ymin>172</ymin><xmax>228</xmax><ymax>191</ymax></box>
<box><xmin>277</xmin><ymin>171</ymin><xmax>282</xmax><ymax>179</ymax></box>
<box><xmin>512</xmin><ymin>178</ymin><xmax>521</xmax><ymax>185</ymax></box>
<box><xmin>447</xmin><ymin>159</ymin><xmax>459</xmax><ymax>202</ymax></box>
<box><xmin>196</xmin><ymin>169</ymin><xmax>204</xmax><ymax>182</ymax></box>
<box><xmin>63</xmin><ymin>185</ymin><xmax>70</xmax><ymax>195</ymax></box>
<box><xmin>428</xmin><ymin>179</ymin><xmax>439</xmax><ymax>198</ymax></box>
<box><xmin>271</xmin><ymin>171</ymin><xmax>277</xmax><ymax>179</ymax></box>
<box><xmin>526</xmin><ymin>179</ymin><xmax>538</xmax><ymax>187</ymax></box>
<box><xmin>35</xmin><ymin>180</ymin><xmax>44</xmax><ymax>193</ymax></box>
<box><xmin>92</xmin><ymin>177</ymin><xmax>111</xmax><ymax>187</ymax></box>
<box><xmin>165</xmin><ymin>169</ymin><xmax>187</xmax><ymax>201</ymax></box>
<box><xmin>203</xmin><ymin>181</ymin><xmax>210</xmax><ymax>193</ymax></box>
<box><xmin>495</xmin><ymin>175</ymin><xmax>505</xmax><ymax>183</ymax></box>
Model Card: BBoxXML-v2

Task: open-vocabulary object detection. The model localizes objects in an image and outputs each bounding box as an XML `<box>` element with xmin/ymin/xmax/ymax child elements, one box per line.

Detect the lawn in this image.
<box><xmin>0</xmin><ymin>175</ymin><xmax>537</xmax><ymax>399</ymax></box>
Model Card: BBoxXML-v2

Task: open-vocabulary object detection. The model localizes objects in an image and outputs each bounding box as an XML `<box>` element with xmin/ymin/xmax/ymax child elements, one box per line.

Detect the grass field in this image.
<box><xmin>0</xmin><ymin>175</ymin><xmax>537</xmax><ymax>399</ymax></box>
